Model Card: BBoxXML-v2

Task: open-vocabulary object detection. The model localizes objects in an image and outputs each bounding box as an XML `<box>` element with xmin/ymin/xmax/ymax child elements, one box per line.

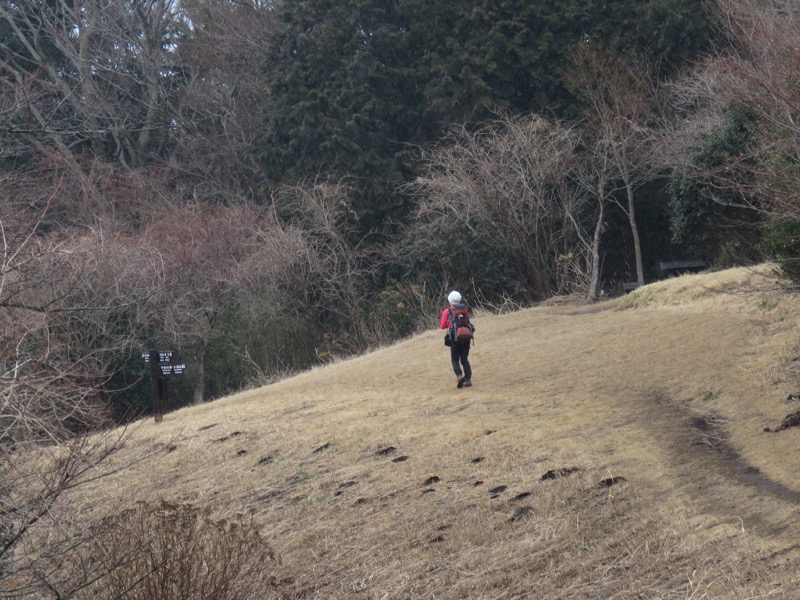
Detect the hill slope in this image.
<box><xmin>86</xmin><ymin>265</ymin><xmax>800</xmax><ymax>598</ymax></box>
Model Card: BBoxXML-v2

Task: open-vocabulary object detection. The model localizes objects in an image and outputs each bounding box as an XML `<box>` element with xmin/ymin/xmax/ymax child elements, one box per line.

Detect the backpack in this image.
<box><xmin>449</xmin><ymin>305</ymin><xmax>474</xmax><ymax>346</ymax></box>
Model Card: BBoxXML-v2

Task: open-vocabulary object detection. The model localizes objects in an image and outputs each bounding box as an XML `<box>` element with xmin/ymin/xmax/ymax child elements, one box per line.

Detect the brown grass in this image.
<box><xmin>76</xmin><ymin>264</ymin><xmax>800</xmax><ymax>598</ymax></box>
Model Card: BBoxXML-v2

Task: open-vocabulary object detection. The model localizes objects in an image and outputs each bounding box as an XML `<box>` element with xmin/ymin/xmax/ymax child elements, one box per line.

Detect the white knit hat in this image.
<box><xmin>447</xmin><ymin>290</ymin><xmax>462</xmax><ymax>304</ymax></box>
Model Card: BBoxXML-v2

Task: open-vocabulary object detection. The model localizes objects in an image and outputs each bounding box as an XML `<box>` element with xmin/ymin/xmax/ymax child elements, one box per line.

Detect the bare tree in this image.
<box><xmin>140</xmin><ymin>202</ymin><xmax>301</xmax><ymax>404</ymax></box>
<box><xmin>0</xmin><ymin>180</ymin><xmax>167</xmax><ymax>598</ymax></box>
<box><xmin>136</xmin><ymin>192</ymin><xmax>371</xmax><ymax>401</ymax></box>
<box><xmin>273</xmin><ymin>179</ymin><xmax>379</xmax><ymax>350</ymax></box>
<box><xmin>168</xmin><ymin>0</ymin><xmax>280</xmax><ymax>205</ymax></box>
<box><xmin>0</xmin><ymin>0</ymin><xmax>284</xmax><ymax>221</ymax></box>
<box><xmin>567</xmin><ymin>47</ymin><xmax>665</xmax><ymax>286</ymax></box>
<box><xmin>0</xmin><ymin>0</ymin><xmax>191</xmax><ymax>170</ymax></box>
<box><xmin>1</xmin><ymin>190</ymin><xmax>158</xmax><ymax>443</ymax></box>
<box><xmin>410</xmin><ymin>114</ymin><xmax>590</xmax><ymax>299</ymax></box>
<box><xmin>569</xmin><ymin>127</ymin><xmax>617</xmax><ymax>300</ymax></box>
<box><xmin>0</xmin><ymin>3</ymin><xmax>286</xmax><ymax>592</ymax></box>
<box><xmin>72</xmin><ymin>501</ymin><xmax>276</xmax><ymax>600</ymax></box>
<box><xmin>0</xmin><ymin>0</ymin><xmax>192</xmax><ymax>239</ymax></box>
<box><xmin>1</xmin><ymin>430</ymin><xmax>142</xmax><ymax>599</ymax></box>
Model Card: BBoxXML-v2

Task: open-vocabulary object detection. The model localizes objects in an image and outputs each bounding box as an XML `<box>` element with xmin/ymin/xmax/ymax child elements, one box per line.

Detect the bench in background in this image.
<box><xmin>659</xmin><ymin>260</ymin><xmax>706</xmax><ymax>277</ymax></box>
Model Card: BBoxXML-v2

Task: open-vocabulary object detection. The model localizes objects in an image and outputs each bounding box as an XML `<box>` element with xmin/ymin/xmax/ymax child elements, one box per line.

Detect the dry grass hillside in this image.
<box><xmin>77</xmin><ymin>264</ymin><xmax>800</xmax><ymax>598</ymax></box>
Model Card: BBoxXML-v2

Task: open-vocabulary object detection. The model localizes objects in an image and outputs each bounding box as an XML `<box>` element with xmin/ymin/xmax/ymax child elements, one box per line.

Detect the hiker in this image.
<box><xmin>440</xmin><ymin>290</ymin><xmax>474</xmax><ymax>388</ymax></box>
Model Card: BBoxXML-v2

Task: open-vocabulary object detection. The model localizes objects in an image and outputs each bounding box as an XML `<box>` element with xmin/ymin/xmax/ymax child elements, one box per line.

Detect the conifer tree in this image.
<box><xmin>259</xmin><ymin>0</ymin><xmax>711</xmax><ymax>227</ymax></box>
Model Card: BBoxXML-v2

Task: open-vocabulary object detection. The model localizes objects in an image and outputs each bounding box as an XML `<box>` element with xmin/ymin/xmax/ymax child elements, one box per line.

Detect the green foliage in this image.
<box><xmin>1</xmin><ymin>0</ymin><xmax>724</xmax><ymax>427</ymax></box>
<box><xmin>202</xmin><ymin>301</ymin><xmax>318</xmax><ymax>400</ymax></box>
<box><xmin>261</xmin><ymin>0</ymin><xmax>420</xmax><ymax>223</ymax></box>
<box><xmin>417</xmin><ymin>1</ymin><xmax>562</xmax><ymax>122</ymax></box>
<box><xmin>668</xmin><ymin>110</ymin><xmax>761</xmax><ymax>261</ymax></box>
<box><xmin>761</xmin><ymin>220</ymin><xmax>800</xmax><ymax>281</ymax></box>
<box><xmin>364</xmin><ymin>283</ymin><xmax>423</xmax><ymax>341</ymax></box>
<box><xmin>668</xmin><ymin>171</ymin><xmax>714</xmax><ymax>245</ymax></box>
<box><xmin>104</xmin><ymin>356</ymin><xmax>152</xmax><ymax>422</ymax></box>
<box><xmin>575</xmin><ymin>0</ymin><xmax>712</xmax><ymax>68</ymax></box>
<box><xmin>697</xmin><ymin>388</ymin><xmax>720</xmax><ymax>402</ymax></box>
<box><xmin>669</xmin><ymin>110</ymin><xmax>754</xmax><ymax>241</ymax></box>
<box><xmin>106</xmin><ymin>293</ymin><xmax>321</xmax><ymax>417</ymax></box>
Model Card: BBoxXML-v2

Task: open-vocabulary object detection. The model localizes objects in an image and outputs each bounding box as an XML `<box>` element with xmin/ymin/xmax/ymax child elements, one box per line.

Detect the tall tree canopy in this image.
<box><xmin>258</xmin><ymin>0</ymin><xmax>712</xmax><ymax>226</ymax></box>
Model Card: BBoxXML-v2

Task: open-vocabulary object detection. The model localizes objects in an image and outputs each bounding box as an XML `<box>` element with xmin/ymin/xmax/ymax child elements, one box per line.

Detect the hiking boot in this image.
<box><xmin>463</xmin><ymin>380</ymin><xmax>472</xmax><ymax>387</ymax></box>
<box><xmin>457</xmin><ymin>376</ymin><xmax>466</xmax><ymax>389</ymax></box>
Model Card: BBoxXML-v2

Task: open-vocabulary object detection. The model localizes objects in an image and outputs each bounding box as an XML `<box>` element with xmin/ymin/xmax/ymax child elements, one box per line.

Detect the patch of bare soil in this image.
<box><xmin>766</xmin><ymin>409</ymin><xmax>800</xmax><ymax>433</ymax></box>
<box><xmin>632</xmin><ymin>389</ymin><xmax>800</xmax><ymax>537</ymax></box>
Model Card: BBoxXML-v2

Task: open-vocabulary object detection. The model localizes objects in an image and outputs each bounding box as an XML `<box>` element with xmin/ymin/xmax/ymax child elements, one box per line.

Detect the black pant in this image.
<box><xmin>450</xmin><ymin>342</ymin><xmax>472</xmax><ymax>380</ymax></box>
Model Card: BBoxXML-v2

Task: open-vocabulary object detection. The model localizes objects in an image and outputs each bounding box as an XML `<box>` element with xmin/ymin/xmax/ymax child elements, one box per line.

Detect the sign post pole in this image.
<box><xmin>148</xmin><ymin>349</ymin><xmax>162</xmax><ymax>423</ymax></box>
<box><xmin>143</xmin><ymin>350</ymin><xmax>183</xmax><ymax>423</ymax></box>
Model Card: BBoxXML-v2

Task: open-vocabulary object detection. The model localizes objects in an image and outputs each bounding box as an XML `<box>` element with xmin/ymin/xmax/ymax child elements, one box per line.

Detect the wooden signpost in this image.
<box><xmin>142</xmin><ymin>350</ymin><xmax>185</xmax><ymax>423</ymax></box>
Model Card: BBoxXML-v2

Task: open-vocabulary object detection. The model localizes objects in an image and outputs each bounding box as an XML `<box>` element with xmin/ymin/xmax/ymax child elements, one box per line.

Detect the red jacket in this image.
<box><xmin>439</xmin><ymin>307</ymin><xmax>452</xmax><ymax>330</ymax></box>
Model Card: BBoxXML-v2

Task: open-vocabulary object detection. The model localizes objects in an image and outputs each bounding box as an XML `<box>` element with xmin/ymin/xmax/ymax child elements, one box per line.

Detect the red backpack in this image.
<box><xmin>449</xmin><ymin>305</ymin><xmax>474</xmax><ymax>346</ymax></box>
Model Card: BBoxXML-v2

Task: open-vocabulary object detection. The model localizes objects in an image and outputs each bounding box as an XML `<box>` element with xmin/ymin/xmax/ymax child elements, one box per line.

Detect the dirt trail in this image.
<box><xmin>392</xmin><ymin>278</ymin><xmax>799</xmax><ymax>553</ymax></box>
<box><xmin>631</xmin><ymin>387</ymin><xmax>800</xmax><ymax>540</ymax></box>
<box><xmin>508</xmin><ymin>283</ymin><xmax>800</xmax><ymax>547</ymax></box>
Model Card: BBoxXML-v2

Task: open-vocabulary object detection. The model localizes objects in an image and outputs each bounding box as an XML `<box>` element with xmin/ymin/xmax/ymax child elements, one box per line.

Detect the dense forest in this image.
<box><xmin>1</xmin><ymin>0</ymin><xmax>799</xmax><ymax>428</ymax></box>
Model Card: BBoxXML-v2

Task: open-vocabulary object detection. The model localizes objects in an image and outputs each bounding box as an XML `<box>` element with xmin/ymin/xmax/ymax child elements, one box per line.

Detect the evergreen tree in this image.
<box><xmin>259</xmin><ymin>0</ymin><xmax>712</xmax><ymax>226</ymax></box>
<box><xmin>260</xmin><ymin>0</ymin><xmax>419</xmax><ymax>224</ymax></box>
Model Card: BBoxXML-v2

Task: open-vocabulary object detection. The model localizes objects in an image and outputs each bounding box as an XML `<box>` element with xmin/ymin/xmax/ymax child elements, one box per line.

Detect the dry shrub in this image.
<box><xmin>410</xmin><ymin>115</ymin><xmax>589</xmax><ymax>300</ymax></box>
<box><xmin>75</xmin><ymin>502</ymin><xmax>276</xmax><ymax>600</ymax></box>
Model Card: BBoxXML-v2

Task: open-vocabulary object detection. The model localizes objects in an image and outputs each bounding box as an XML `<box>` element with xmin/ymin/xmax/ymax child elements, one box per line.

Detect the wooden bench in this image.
<box><xmin>659</xmin><ymin>260</ymin><xmax>706</xmax><ymax>277</ymax></box>
<box><xmin>622</xmin><ymin>282</ymin><xmax>641</xmax><ymax>293</ymax></box>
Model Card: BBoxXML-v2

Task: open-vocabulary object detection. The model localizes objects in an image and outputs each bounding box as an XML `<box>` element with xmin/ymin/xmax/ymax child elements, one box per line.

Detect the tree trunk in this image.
<box><xmin>192</xmin><ymin>344</ymin><xmax>207</xmax><ymax>405</ymax></box>
<box><xmin>625</xmin><ymin>182</ymin><xmax>644</xmax><ymax>285</ymax></box>
<box><xmin>588</xmin><ymin>186</ymin><xmax>606</xmax><ymax>300</ymax></box>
